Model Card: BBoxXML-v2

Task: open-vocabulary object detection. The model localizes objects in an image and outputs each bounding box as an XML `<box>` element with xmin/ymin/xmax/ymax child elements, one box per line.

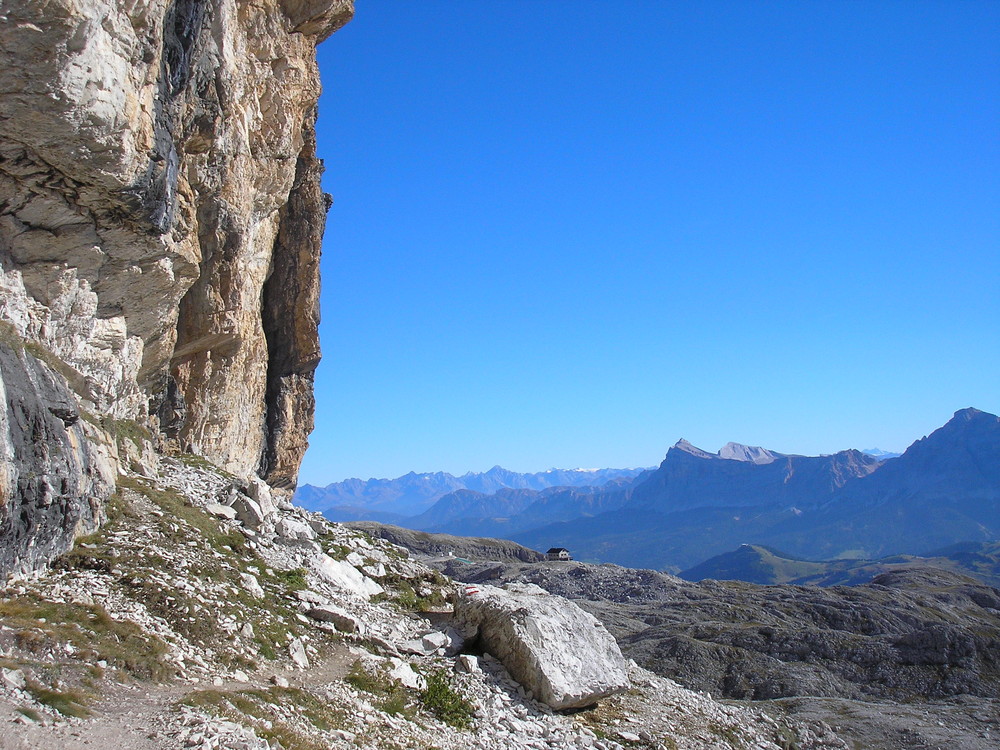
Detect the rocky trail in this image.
<box><xmin>0</xmin><ymin>642</ymin><xmax>358</xmax><ymax>750</ymax></box>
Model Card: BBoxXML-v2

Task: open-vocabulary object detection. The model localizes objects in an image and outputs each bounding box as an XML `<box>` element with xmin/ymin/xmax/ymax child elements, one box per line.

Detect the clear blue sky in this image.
<box><xmin>298</xmin><ymin>1</ymin><xmax>999</xmax><ymax>486</ymax></box>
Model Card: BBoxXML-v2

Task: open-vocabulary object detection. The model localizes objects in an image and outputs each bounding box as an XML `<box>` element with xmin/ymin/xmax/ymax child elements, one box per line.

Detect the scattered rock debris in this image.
<box><xmin>0</xmin><ymin>458</ymin><xmax>844</xmax><ymax>749</ymax></box>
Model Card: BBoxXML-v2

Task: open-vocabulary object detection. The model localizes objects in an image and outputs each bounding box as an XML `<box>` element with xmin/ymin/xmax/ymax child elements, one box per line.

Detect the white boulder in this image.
<box><xmin>314</xmin><ymin>554</ymin><xmax>384</xmax><ymax>599</ymax></box>
<box><xmin>453</xmin><ymin>582</ymin><xmax>630</xmax><ymax>710</ymax></box>
<box><xmin>275</xmin><ymin>517</ymin><xmax>315</xmax><ymax>541</ymax></box>
<box><xmin>206</xmin><ymin>503</ymin><xmax>238</xmax><ymax>520</ymax></box>
<box><xmin>244</xmin><ymin>477</ymin><xmax>277</xmax><ymax>517</ymax></box>
<box><xmin>231</xmin><ymin>494</ymin><xmax>266</xmax><ymax>530</ymax></box>
<box><xmin>388</xmin><ymin>658</ymin><xmax>425</xmax><ymax>690</ymax></box>
<box><xmin>306</xmin><ymin>603</ymin><xmax>363</xmax><ymax>634</ymax></box>
<box><xmin>288</xmin><ymin>637</ymin><xmax>310</xmax><ymax>669</ymax></box>
<box><xmin>239</xmin><ymin>572</ymin><xmax>265</xmax><ymax>599</ymax></box>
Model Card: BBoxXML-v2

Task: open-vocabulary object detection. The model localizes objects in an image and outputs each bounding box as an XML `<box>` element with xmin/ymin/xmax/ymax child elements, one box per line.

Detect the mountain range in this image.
<box><xmin>513</xmin><ymin>408</ymin><xmax>999</xmax><ymax>569</ymax></box>
<box><xmin>295</xmin><ymin>465</ymin><xmax>649</xmax><ymax>521</ymax></box>
<box><xmin>299</xmin><ymin>408</ymin><xmax>1000</xmax><ymax>572</ymax></box>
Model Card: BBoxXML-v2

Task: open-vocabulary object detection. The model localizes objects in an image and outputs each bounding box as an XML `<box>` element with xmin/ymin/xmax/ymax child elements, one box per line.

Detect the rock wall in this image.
<box><xmin>0</xmin><ymin>0</ymin><xmax>352</xmax><ymax>574</ymax></box>
<box><xmin>0</xmin><ymin>331</ymin><xmax>116</xmax><ymax>575</ymax></box>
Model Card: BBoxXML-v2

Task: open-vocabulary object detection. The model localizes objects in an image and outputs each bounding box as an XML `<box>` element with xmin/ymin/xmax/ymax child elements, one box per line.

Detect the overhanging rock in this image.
<box><xmin>454</xmin><ymin>582</ymin><xmax>630</xmax><ymax>710</ymax></box>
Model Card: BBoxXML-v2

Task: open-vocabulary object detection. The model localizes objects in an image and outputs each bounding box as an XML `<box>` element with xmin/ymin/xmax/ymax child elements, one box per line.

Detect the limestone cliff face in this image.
<box><xmin>0</xmin><ymin>0</ymin><xmax>351</xmax><ymax>574</ymax></box>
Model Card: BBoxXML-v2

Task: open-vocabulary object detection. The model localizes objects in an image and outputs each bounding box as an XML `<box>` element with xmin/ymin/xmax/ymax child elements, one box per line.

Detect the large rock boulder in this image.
<box><xmin>454</xmin><ymin>582</ymin><xmax>630</xmax><ymax>710</ymax></box>
<box><xmin>313</xmin><ymin>554</ymin><xmax>384</xmax><ymax>599</ymax></box>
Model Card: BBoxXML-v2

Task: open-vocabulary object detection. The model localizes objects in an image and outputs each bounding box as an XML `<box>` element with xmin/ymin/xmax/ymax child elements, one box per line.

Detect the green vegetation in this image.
<box><xmin>101</xmin><ymin>416</ymin><xmax>153</xmax><ymax>448</ymax></box>
<box><xmin>182</xmin><ymin>687</ymin><xmax>347</xmax><ymax>750</ymax></box>
<box><xmin>117</xmin><ymin>475</ymin><xmax>246</xmax><ymax>555</ymax></box>
<box><xmin>267</xmin><ymin>566</ymin><xmax>308</xmax><ymax>592</ymax></box>
<box><xmin>24</xmin><ymin>679</ymin><xmax>91</xmax><ymax>718</ymax></box>
<box><xmin>345</xmin><ymin>660</ymin><xmax>412</xmax><ymax>717</ymax></box>
<box><xmin>419</xmin><ymin>669</ymin><xmax>475</xmax><ymax>729</ymax></box>
<box><xmin>377</xmin><ymin>570</ymin><xmax>449</xmax><ymax>613</ymax></box>
<box><xmin>0</xmin><ymin>594</ymin><xmax>171</xmax><ymax>681</ymax></box>
<box><xmin>52</xmin><ymin>477</ymin><xmax>318</xmax><ymax>668</ymax></box>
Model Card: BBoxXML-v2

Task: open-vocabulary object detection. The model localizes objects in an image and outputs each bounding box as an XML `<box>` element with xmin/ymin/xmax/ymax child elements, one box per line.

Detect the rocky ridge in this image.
<box><xmin>0</xmin><ymin>456</ymin><xmax>843</xmax><ymax>749</ymax></box>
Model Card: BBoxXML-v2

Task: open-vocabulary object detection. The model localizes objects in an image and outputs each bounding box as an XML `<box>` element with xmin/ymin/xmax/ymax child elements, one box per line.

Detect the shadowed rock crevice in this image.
<box><xmin>260</xmin><ymin>112</ymin><xmax>325</xmax><ymax>491</ymax></box>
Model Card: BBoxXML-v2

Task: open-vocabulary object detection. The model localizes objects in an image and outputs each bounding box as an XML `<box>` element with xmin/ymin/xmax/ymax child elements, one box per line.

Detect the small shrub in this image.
<box><xmin>420</xmin><ymin>670</ymin><xmax>474</xmax><ymax>729</ymax></box>
<box><xmin>271</xmin><ymin>567</ymin><xmax>308</xmax><ymax>591</ymax></box>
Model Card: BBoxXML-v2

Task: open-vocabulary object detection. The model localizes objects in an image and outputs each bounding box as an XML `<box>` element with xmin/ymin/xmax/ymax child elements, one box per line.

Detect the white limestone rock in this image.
<box><xmin>388</xmin><ymin>658</ymin><xmax>425</xmax><ymax>690</ymax></box>
<box><xmin>239</xmin><ymin>572</ymin><xmax>265</xmax><ymax>599</ymax></box>
<box><xmin>231</xmin><ymin>495</ymin><xmax>266</xmax><ymax>530</ymax></box>
<box><xmin>306</xmin><ymin>603</ymin><xmax>363</xmax><ymax>634</ymax></box>
<box><xmin>245</xmin><ymin>478</ymin><xmax>277</xmax><ymax>518</ymax></box>
<box><xmin>206</xmin><ymin>503</ymin><xmax>238</xmax><ymax>520</ymax></box>
<box><xmin>275</xmin><ymin>517</ymin><xmax>315</xmax><ymax>541</ymax></box>
<box><xmin>314</xmin><ymin>554</ymin><xmax>384</xmax><ymax>598</ymax></box>
<box><xmin>1</xmin><ymin>668</ymin><xmax>26</xmax><ymax>690</ymax></box>
<box><xmin>288</xmin><ymin>637</ymin><xmax>310</xmax><ymax>669</ymax></box>
<box><xmin>454</xmin><ymin>582</ymin><xmax>631</xmax><ymax>710</ymax></box>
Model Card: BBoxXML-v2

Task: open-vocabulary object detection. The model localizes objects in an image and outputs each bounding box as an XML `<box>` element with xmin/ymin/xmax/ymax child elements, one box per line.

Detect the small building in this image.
<box><xmin>546</xmin><ymin>547</ymin><xmax>571</xmax><ymax>562</ymax></box>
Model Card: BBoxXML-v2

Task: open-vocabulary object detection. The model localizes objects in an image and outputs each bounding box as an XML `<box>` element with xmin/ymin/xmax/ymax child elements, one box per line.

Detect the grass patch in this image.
<box><xmin>118</xmin><ymin>475</ymin><xmax>247</xmax><ymax>556</ymax></box>
<box><xmin>0</xmin><ymin>595</ymin><xmax>171</xmax><ymax>681</ymax></box>
<box><xmin>420</xmin><ymin>669</ymin><xmax>474</xmax><ymax>729</ymax></box>
<box><xmin>101</xmin><ymin>416</ymin><xmax>152</xmax><ymax>449</ymax></box>
<box><xmin>345</xmin><ymin>660</ymin><xmax>395</xmax><ymax>695</ymax></box>
<box><xmin>321</xmin><ymin>541</ymin><xmax>352</xmax><ymax>560</ymax></box>
<box><xmin>25</xmin><ymin>680</ymin><xmax>91</xmax><ymax>718</ymax></box>
<box><xmin>269</xmin><ymin>567</ymin><xmax>308</xmax><ymax>592</ymax></box>
<box><xmin>345</xmin><ymin>660</ymin><xmax>414</xmax><ymax>718</ymax></box>
<box><xmin>61</xmin><ymin>479</ymin><xmax>309</xmax><ymax>664</ymax></box>
<box><xmin>182</xmin><ymin>687</ymin><xmax>347</xmax><ymax>750</ymax></box>
<box><xmin>378</xmin><ymin>572</ymin><xmax>450</xmax><ymax>613</ymax></box>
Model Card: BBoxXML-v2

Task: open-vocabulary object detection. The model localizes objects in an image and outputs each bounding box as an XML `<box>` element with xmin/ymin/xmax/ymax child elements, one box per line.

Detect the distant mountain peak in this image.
<box><xmin>953</xmin><ymin>407</ymin><xmax>984</xmax><ymax>420</ymax></box>
<box><xmin>671</xmin><ymin>439</ymin><xmax>780</xmax><ymax>464</ymax></box>
<box><xmin>861</xmin><ymin>448</ymin><xmax>901</xmax><ymax>460</ymax></box>
<box><xmin>718</xmin><ymin>442</ymin><xmax>780</xmax><ymax>465</ymax></box>
<box><xmin>672</xmin><ymin>439</ymin><xmax>716</xmax><ymax>459</ymax></box>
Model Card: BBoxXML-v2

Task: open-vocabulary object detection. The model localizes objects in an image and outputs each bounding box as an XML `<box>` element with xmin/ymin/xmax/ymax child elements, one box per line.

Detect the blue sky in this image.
<box><xmin>298</xmin><ymin>1</ymin><xmax>999</xmax><ymax>485</ymax></box>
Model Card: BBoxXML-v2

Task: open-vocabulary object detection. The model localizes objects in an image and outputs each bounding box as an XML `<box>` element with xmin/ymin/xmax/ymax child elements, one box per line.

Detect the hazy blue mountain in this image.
<box><xmin>515</xmin><ymin>409</ymin><xmax>1000</xmax><ymax>571</ymax></box>
<box><xmin>410</xmin><ymin>475</ymin><xmax>648</xmax><ymax>537</ymax></box>
<box><xmin>295</xmin><ymin>466</ymin><xmax>648</xmax><ymax>520</ymax></box>
<box><xmin>678</xmin><ymin>541</ymin><xmax>1000</xmax><ymax>588</ymax></box>
<box><xmin>408</xmin><ymin>487</ymin><xmax>541</xmax><ymax>531</ymax></box>
<box><xmin>862</xmin><ymin>448</ymin><xmax>902</xmax><ymax>460</ymax></box>
<box><xmin>626</xmin><ymin>441</ymin><xmax>882</xmax><ymax>512</ymax></box>
<box><xmin>764</xmin><ymin>407</ymin><xmax>1000</xmax><ymax>560</ymax></box>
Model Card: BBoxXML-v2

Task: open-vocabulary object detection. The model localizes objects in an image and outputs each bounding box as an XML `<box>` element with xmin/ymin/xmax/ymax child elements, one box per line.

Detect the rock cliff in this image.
<box><xmin>0</xmin><ymin>0</ymin><xmax>351</xmax><ymax>574</ymax></box>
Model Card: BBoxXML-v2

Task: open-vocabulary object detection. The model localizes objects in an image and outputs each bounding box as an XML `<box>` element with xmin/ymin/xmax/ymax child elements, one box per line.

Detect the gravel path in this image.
<box><xmin>0</xmin><ymin>642</ymin><xmax>357</xmax><ymax>750</ymax></box>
